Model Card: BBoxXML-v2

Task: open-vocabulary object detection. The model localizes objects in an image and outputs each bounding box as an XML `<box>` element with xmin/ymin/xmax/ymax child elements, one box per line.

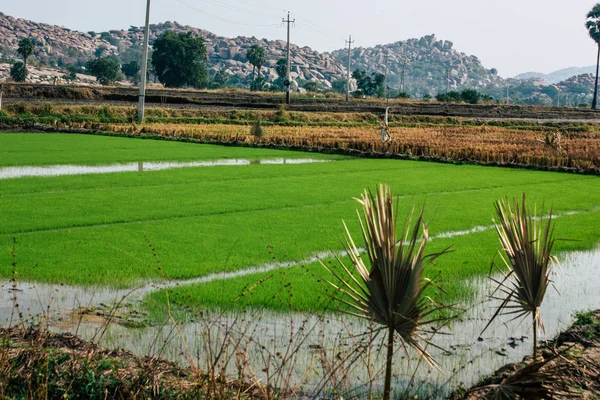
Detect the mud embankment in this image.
<box><xmin>3</xmin><ymin>83</ymin><xmax>600</xmax><ymax>120</ymax></box>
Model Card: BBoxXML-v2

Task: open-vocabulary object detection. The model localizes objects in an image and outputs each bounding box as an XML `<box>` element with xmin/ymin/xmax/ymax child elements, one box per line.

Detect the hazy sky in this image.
<box><xmin>1</xmin><ymin>0</ymin><xmax>598</xmax><ymax>77</ymax></box>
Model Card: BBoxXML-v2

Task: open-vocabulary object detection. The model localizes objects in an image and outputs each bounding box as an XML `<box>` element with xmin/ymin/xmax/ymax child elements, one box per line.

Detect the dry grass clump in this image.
<box><xmin>454</xmin><ymin>311</ymin><xmax>600</xmax><ymax>399</ymax></box>
<box><xmin>0</xmin><ymin>327</ymin><xmax>216</xmax><ymax>399</ymax></box>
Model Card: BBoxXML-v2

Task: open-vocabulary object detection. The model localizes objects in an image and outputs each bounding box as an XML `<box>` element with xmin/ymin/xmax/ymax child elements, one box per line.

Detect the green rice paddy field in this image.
<box><xmin>1</xmin><ymin>132</ymin><xmax>600</xmax><ymax>312</ymax></box>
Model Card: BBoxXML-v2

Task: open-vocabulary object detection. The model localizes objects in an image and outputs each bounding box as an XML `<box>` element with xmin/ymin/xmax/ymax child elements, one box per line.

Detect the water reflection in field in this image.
<box><xmin>1</xmin><ymin>247</ymin><xmax>598</xmax><ymax>397</ymax></box>
<box><xmin>0</xmin><ymin>158</ymin><xmax>334</xmax><ymax>179</ymax></box>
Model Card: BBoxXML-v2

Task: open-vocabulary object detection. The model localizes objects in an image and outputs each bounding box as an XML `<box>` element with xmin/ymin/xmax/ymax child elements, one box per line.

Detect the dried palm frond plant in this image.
<box><xmin>322</xmin><ymin>184</ymin><xmax>451</xmax><ymax>400</ymax></box>
<box><xmin>482</xmin><ymin>194</ymin><xmax>558</xmax><ymax>360</ymax></box>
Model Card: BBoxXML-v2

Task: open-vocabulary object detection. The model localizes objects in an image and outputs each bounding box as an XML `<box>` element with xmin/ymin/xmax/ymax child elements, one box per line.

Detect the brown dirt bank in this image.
<box><xmin>1</xmin><ymin>311</ymin><xmax>598</xmax><ymax>399</ymax></box>
<box><xmin>450</xmin><ymin>310</ymin><xmax>600</xmax><ymax>399</ymax></box>
<box><xmin>0</xmin><ymin>326</ymin><xmax>258</xmax><ymax>399</ymax></box>
<box><xmin>3</xmin><ymin>83</ymin><xmax>600</xmax><ymax>120</ymax></box>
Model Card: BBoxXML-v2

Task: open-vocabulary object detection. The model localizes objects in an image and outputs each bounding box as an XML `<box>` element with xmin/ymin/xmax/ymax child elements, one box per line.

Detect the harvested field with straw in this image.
<box><xmin>1</xmin><ymin>102</ymin><xmax>599</xmax><ymax>174</ymax></box>
<box><xmin>98</xmin><ymin>123</ymin><xmax>600</xmax><ymax>174</ymax></box>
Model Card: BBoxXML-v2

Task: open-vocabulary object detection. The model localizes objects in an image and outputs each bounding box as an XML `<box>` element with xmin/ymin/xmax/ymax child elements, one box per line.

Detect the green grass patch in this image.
<box><xmin>144</xmin><ymin>209</ymin><xmax>600</xmax><ymax>316</ymax></box>
<box><xmin>0</xmin><ymin>132</ymin><xmax>340</xmax><ymax>167</ymax></box>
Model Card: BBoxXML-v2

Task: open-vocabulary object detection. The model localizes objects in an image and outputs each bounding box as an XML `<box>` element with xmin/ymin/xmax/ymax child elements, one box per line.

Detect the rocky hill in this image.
<box><xmin>514</xmin><ymin>66</ymin><xmax>596</xmax><ymax>85</ymax></box>
<box><xmin>0</xmin><ymin>12</ymin><xmax>503</xmax><ymax>93</ymax></box>
<box><xmin>327</xmin><ymin>34</ymin><xmax>504</xmax><ymax>97</ymax></box>
<box><xmin>0</xmin><ymin>12</ymin><xmax>110</xmax><ymax>66</ymax></box>
<box><xmin>506</xmin><ymin>73</ymin><xmax>596</xmax><ymax>106</ymax></box>
<box><xmin>0</xmin><ymin>12</ymin><xmax>595</xmax><ymax>105</ymax></box>
<box><xmin>0</xmin><ymin>12</ymin><xmax>345</xmax><ymax>89</ymax></box>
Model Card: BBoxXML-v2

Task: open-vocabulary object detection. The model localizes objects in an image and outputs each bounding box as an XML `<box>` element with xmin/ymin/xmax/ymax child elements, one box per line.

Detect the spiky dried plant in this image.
<box><xmin>482</xmin><ymin>194</ymin><xmax>557</xmax><ymax>360</ymax></box>
<box><xmin>322</xmin><ymin>184</ymin><xmax>449</xmax><ymax>400</ymax></box>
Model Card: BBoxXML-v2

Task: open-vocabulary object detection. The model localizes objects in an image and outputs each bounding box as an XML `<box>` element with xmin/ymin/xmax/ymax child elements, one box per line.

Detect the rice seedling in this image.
<box><xmin>482</xmin><ymin>194</ymin><xmax>558</xmax><ymax>360</ymax></box>
<box><xmin>2</xmin><ymin>133</ymin><xmax>600</xmax><ymax>309</ymax></box>
<box><xmin>322</xmin><ymin>184</ymin><xmax>451</xmax><ymax>400</ymax></box>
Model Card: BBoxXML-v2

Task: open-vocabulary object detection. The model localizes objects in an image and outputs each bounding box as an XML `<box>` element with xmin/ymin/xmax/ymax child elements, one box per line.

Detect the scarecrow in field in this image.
<box><xmin>537</xmin><ymin>131</ymin><xmax>566</xmax><ymax>155</ymax></box>
<box><xmin>380</xmin><ymin>107</ymin><xmax>391</xmax><ymax>144</ymax></box>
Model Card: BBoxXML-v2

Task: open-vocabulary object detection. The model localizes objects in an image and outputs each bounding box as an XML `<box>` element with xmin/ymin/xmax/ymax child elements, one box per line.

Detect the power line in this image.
<box><xmin>185</xmin><ymin>0</ymin><xmax>281</xmax><ymax>19</ymax></box>
<box><xmin>291</xmin><ymin>11</ymin><xmax>346</xmax><ymax>41</ymax></box>
<box><xmin>166</xmin><ymin>1</ymin><xmax>349</xmax><ymax>51</ymax></box>
<box><xmin>171</xmin><ymin>0</ymin><xmax>280</xmax><ymax>27</ymax></box>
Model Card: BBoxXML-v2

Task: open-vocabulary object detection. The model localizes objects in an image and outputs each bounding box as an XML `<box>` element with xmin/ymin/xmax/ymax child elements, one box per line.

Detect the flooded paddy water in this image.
<box><xmin>1</xmin><ymin>245</ymin><xmax>598</xmax><ymax>397</ymax></box>
<box><xmin>0</xmin><ymin>158</ymin><xmax>334</xmax><ymax>179</ymax></box>
<box><xmin>1</xmin><ymin>143</ymin><xmax>599</xmax><ymax>396</ymax></box>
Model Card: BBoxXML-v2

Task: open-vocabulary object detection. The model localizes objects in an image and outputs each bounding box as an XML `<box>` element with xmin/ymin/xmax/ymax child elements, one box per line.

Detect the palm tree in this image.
<box><xmin>322</xmin><ymin>185</ymin><xmax>449</xmax><ymax>400</ymax></box>
<box><xmin>482</xmin><ymin>194</ymin><xmax>557</xmax><ymax>360</ymax></box>
<box><xmin>586</xmin><ymin>4</ymin><xmax>600</xmax><ymax>109</ymax></box>
<box><xmin>17</xmin><ymin>38</ymin><xmax>34</xmax><ymax>71</ymax></box>
<box><xmin>246</xmin><ymin>44</ymin><xmax>266</xmax><ymax>91</ymax></box>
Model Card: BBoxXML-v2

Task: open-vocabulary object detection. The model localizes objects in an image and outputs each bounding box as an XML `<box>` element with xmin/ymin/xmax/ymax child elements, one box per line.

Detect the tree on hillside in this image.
<box><xmin>586</xmin><ymin>3</ymin><xmax>600</xmax><ymax>109</ymax></box>
<box><xmin>86</xmin><ymin>57</ymin><xmax>122</xmax><ymax>85</ymax></box>
<box><xmin>246</xmin><ymin>44</ymin><xmax>266</xmax><ymax>91</ymax></box>
<box><xmin>209</xmin><ymin>69</ymin><xmax>229</xmax><ymax>89</ymax></box>
<box><xmin>332</xmin><ymin>79</ymin><xmax>347</xmax><ymax>94</ymax></box>
<box><xmin>100</xmin><ymin>32</ymin><xmax>118</xmax><ymax>46</ymax></box>
<box><xmin>275</xmin><ymin>58</ymin><xmax>287</xmax><ymax>91</ymax></box>
<box><xmin>352</xmin><ymin>69</ymin><xmax>385</xmax><ymax>97</ymax></box>
<box><xmin>121</xmin><ymin>60</ymin><xmax>140</xmax><ymax>80</ymax></box>
<box><xmin>303</xmin><ymin>81</ymin><xmax>321</xmax><ymax>93</ymax></box>
<box><xmin>460</xmin><ymin>88</ymin><xmax>481</xmax><ymax>104</ymax></box>
<box><xmin>17</xmin><ymin>38</ymin><xmax>34</xmax><ymax>73</ymax></box>
<box><xmin>151</xmin><ymin>31</ymin><xmax>208</xmax><ymax>88</ymax></box>
<box><xmin>10</xmin><ymin>62</ymin><xmax>27</xmax><ymax>82</ymax></box>
<box><xmin>372</xmin><ymin>72</ymin><xmax>385</xmax><ymax>97</ymax></box>
<box><xmin>436</xmin><ymin>91</ymin><xmax>461</xmax><ymax>102</ymax></box>
<box><xmin>95</xmin><ymin>46</ymin><xmax>108</xmax><ymax>58</ymax></box>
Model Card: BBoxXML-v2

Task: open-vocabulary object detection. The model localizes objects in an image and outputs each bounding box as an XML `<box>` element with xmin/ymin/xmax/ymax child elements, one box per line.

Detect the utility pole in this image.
<box><xmin>137</xmin><ymin>0</ymin><xmax>151</xmax><ymax>123</ymax></box>
<box><xmin>400</xmin><ymin>57</ymin><xmax>407</xmax><ymax>93</ymax></box>
<box><xmin>383</xmin><ymin>53</ymin><xmax>389</xmax><ymax>104</ymax></box>
<box><xmin>345</xmin><ymin>35</ymin><xmax>354</xmax><ymax>102</ymax></box>
<box><xmin>506</xmin><ymin>83</ymin><xmax>510</xmax><ymax>104</ymax></box>
<box><xmin>283</xmin><ymin>12</ymin><xmax>295</xmax><ymax>105</ymax></box>
<box><xmin>552</xmin><ymin>85</ymin><xmax>560</xmax><ymax>107</ymax></box>
<box><xmin>446</xmin><ymin>67</ymin><xmax>450</xmax><ymax>94</ymax></box>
